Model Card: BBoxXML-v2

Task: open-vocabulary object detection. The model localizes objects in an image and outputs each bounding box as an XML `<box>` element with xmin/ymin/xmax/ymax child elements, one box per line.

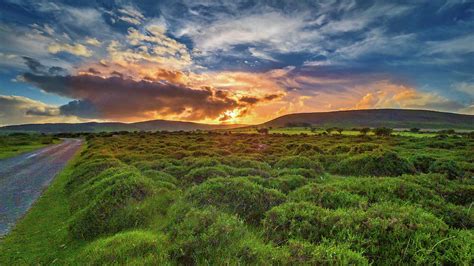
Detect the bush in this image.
<box><xmin>274</xmin><ymin>168</ymin><xmax>320</xmax><ymax>179</ymax></box>
<box><xmin>141</xmin><ymin>169</ymin><xmax>178</xmax><ymax>185</ymax></box>
<box><xmin>411</xmin><ymin>155</ymin><xmax>435</xmax><ymax>173</ymax></box>
<box><xmin>274</xmin><ymin>156</ymin><xmax>324</xmax><ymax>174</ymax></box>
<box><xmin>69</xmin><ymin>173</ymin><xmax>157</xmax><ymax>240</ymax></box>
<box><xmin>263</xmin><ymin>202</ymin><xmax>361</xmax><ymax>244</ymax></box>
<box><xmin>266</xmin><ymin>175</ymin><xmax>308</xmax><ymax>194</ymax></box>
<box><xmin>168</xmin><ymin>207</ymin><xmax>281</xmax><ymax>265</ymax></box>
<box><xmin>76</xmin><ymin>230</ymin><xmax>168</xmax><ymax>265</ymax></box>
<box><xmin>373</xmin><ymin>127</ymin><xmax>393</xmax><ymax>136</ymax></box>
<box><xmin>429</xmin><ymin>160</ymin><xmax>465</xmax><ymax>179</ymax></box>
<box><xmin>333</xmin><ymin>150</ymin><xmax>415</xmax><ymax>176</ymax></box>
<box><xmin>183</xmin><ymin>166</ymin><xmax>230</xmax><ymax>184</ymax></box>
<box><xmin>65</xmin><ymin>158</ymin><xmax>123</xmax><ymax>193</ymax></box>
<box><xmin>186</xmin><ymin>178</ymin><xmax>286</xmax><ymax>223</ymax></box>
<box><xmin>289</xmin><ymin>183</ymin><xmax>368</xmax><ymax>209</ymax></box>
<box><xmin>282</xmin><ymin>240</ymin><xmax>368</xmax><ymax>265</ymax></box>
<box><xmin>264</xmin><ymin>201</ymin><xmax>468</xmax><ymax>264</ymax></box>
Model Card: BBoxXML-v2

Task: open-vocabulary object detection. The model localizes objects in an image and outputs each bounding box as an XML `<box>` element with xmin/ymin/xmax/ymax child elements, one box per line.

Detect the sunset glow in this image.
<box><xmin>0</xmin><ymin>1</ymin><xmax>473</xmax><ymax>126</ymax></box>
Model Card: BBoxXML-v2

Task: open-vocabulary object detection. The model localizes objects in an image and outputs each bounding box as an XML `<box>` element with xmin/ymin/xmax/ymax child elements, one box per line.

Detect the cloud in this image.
<box><xmin>116</xmin><ymin>5</ymin><xmax>145</xmax><ymax>25</ymax></box>
<box><xmin>85</xmin><ymin>37</ymin><xmax>101</xmax><ymax>47</ymax></box>
<box><xmin>21</xmin><ymin>72</ymin><xmax>275</xmax><ymax>122</ymax></box>
<box><xmin>48</xmin><ymin>42</ymin><xmax>93</xmax><ymax>57</ymax></box>
<box><xmin>426</xmin><ymin>34</ymin><xmax>474</xmax><ymax>55</ymax></box>
<box><xmin>0</xmin><ymin>95</ymin><xmax>78</xmax><ymax>126</ymax></box>
<box><xmin>176</xmin><ymin>11</ymin><xmax>321</xmax><ymax>54</ymax></box>
<box><xmin>353</xmin><ymin>81</ymin><xmax>468</xmax><ymax>112</ymax></box>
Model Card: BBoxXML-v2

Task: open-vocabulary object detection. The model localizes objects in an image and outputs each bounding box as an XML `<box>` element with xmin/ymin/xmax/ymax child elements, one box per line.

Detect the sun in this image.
<box><xmin>221</xmin><ymin>109</ymin><xmax>241</xmax><ymax>124</ymax></box>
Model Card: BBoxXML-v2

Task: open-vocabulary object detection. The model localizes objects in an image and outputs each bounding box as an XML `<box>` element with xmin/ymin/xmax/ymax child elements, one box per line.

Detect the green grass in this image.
<box><xmin>0</xmin><ymin>145</ymin><xmax>85</xmax><ymax>264</ymax></box>
<box><xmin>231</xmin><ymin>127</ymin><xmax>438</xmax><ymax>137</ymax></box>
<box><xmin>0</xmin><ymin>134</ymin><xmax>60</xmax><ymax>159</ymax></box>
<box><xmin>1</xmin><ymin>132</ymin><xmax>473</xmax><ymax>264</ymax></box>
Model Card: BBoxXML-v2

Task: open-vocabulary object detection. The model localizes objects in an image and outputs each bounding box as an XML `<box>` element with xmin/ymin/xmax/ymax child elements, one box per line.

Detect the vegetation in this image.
<box><xmin>1</xmin><ymin>130</ymin><xmax>473</xmax><ymax>264</ymax></box>
<box><xmin>0</xmin><ymin>133</ymin><xmax>59</xmax><ymax>159</ymax></box>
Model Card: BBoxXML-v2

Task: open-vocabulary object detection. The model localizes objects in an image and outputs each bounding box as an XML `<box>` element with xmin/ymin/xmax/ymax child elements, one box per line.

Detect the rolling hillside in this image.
<box><xmin>0</xmin><ymin>120</ymin><xmax>243</xmax><ymax>133</ymax></box>
<box><xmin>259</xmin><ymin>109</ymin><xmax>474</xmax><ymax>129</ymax></box>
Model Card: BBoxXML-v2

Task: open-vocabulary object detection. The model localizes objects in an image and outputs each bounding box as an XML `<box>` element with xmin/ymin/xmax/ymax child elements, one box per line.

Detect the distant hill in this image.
<box><xmin>0</xmin><ymin>119</ymin><xmax>243</xmax><ymax>133</ymax></box>
<box><xmin>259</xmin><ymin>109</ymin><xmax>474</xmax><ymax>129</ymax></box>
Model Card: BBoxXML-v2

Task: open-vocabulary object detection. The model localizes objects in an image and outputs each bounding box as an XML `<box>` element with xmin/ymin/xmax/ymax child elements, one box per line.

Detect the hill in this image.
<box><xmin>0</xmin><ymin>120</ymin><xmax>242</xmax><ymax>133</ymax></box>
<box><xmin>259</xmin><ymin>109</ymin><xmax>474</xmax><ymax>129</ymax></box>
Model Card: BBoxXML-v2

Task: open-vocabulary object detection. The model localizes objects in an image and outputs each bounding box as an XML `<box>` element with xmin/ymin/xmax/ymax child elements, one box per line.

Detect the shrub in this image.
<box><xmin>141</xmin><ymin>169</ymin><xmax>178</xmax><ymax>185</ymax></box>
<box><xmin>429</xmin><ymin>160</ymin><xmax>465</xmax><ymax>179</ymax></box>
<box><xmin>263</xmin><ymin>202</ymin><xmax>361</xmax><ymax>244</ymax></box>
<box><xmin>168</xmin><ymin>207</ymin><xmax>280</xmax><ymax>265</ymax></box>
<box><xmin>76</xmin><ymin>230</ymin><xmax>168</xmax><ymax>265</ymax></box>
<box><xmin>373</xmin><ymin>127</ymin><xmax>393</xmax><ymax>136</ymax></box>
<box><xmin>329</xmin><ymin>145</ymin><xmax>351</xmax><ymax>154</ymax></box>
<box><xmin>333</xmin><ymin>150</ymin><xmax>415</xmax><ymax>176</ymax></box>
<box><xmin>282</xmin><ymin>240</ymin><xmax>368</xmax><ymax>265</ymax></box>
<box><xmin>231</xmin><ymin>167</ymin><xmax>271</xmax><ymax>178</ymax></box>
<box><xmin>411</xmin><ymin>155</ymin><xmax>436</xmax><ymax>173</ymax></box>
<box><xmin>266</xmin><ymin>175</ymin><xmax>308</xmax><ymax>194</ymax></box>
<box><xmin>69</xmin><ymin>173</ymin><xmax>156</xmax><ymax>240</ymax></box>
<box><xmin>185</xmin><ymin>178</ymin><xmax>286</xmax><ymax>223</ymax></box>
<box><xmin>264</xmin><ymin>201</ymin><xmax>467</xmax><ymax>264</ymax></box>
<box><xmin>274</xmin><ymin>168</ymin><xmax>320</xmax><ymax>179</ymax></box>
<box><xmin>274</xmin><ymin>156</ymin><xmax>324</xmax><ymax>174</ymax></box>
<box><xmin>183</xmin><ymin>166</ymin><xmax>230</xmax><ymax>184</ymax></box>
<box><xmin>348</xmin><ymin>143</ymin><xmax>380</xmax><ymax>154</ymax></box>
<box><xmin>289</xmin><ymin>183</ymin><xmax>368</xmax><ymax>209</ymax></box>
<box><xmin>65</xmin><ymin>158</ymin><xmax>123</xmax><ymax>193</ymax></box>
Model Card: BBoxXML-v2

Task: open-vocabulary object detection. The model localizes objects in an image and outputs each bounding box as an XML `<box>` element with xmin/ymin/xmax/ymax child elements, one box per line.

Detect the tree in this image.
<box><xmin>256</xmin><ymin>128</ymin><xmax>269</xmax><ymax>135</ymax></box>
<box><xmin>359</xmin><ymin>128</ymin><xmax>371</xmax><ymax>135</ymax></box>
<box><xmin>410</xmin><ymin>128</ymin><xmax>420</xmax><ymax>133</ymax></box>
<box><xmin>373</xmin><ymin>127</ymin><xmax>393</xmax><ymax>137</ymax></box>
<box><xmin>326</xmin><ymin>128</ymin><xmax>335</xmax><ymax>134</ymax></box>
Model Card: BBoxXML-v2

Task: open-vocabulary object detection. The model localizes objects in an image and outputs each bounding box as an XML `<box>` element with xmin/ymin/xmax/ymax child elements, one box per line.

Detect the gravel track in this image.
<box><xmin>0</xmin><ymin>139</ymin><xmax>83</xmax><ymax>236</ymax></box>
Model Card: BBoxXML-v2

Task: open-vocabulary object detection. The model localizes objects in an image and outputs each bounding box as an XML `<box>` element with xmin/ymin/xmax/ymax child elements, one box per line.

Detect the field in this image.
<box><xmin>0</xmin><ymin>131</ymin><xmax>473</xmax><ymax>264</ymax></box>
<box><xmin>0</xmin><ymin>133</ymin><xmax>59</xmax><ymax>159</ymax></box>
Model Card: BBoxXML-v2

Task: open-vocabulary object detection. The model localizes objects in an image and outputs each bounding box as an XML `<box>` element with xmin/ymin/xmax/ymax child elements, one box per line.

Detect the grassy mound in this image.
<box><xmin>263</xmin><ymin>201</ymin><xmax>471</xmax><ymax>264</ymax></box>
<box><xmin>185</xmin><ymin>178</ymin><xmax>286</xmax><ymax>223</ymax></box>
<box><xmin>274</xmin><ymin>156</ymin><xmax>324</xmax><ymax>174</ymax></box>
<box><xmin>69</xmin><ymin>173</ymin><xmax>157</xmax><ymax>239</ymax></box>
<box><xmin>76</xmin><ymin>230</ymin><xmax>168</xmax><ymax>265</ymax></box>
<box><xmin>289</xmin><ymin>183</ymin><xmax>368</xmax><ymax>209</ymax></box>
<box><xmin>333</xmin><ymin>150</ymin><xmax>415</xmax><ymax>176</ymax></box>
<box><xmin>167</xmin><ymin>206</ymin><xmax>281</xmax><ymax>265</ymax></box>
<box><xmin>183</xmin><ymin>166</ymin><xmax>230</xmax><ymax>184</ymax></box>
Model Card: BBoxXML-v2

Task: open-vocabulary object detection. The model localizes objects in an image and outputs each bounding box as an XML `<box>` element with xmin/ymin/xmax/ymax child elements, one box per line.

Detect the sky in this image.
<box><xmin>0</xmin><ymin>0</ymin><xmax>473</xmax><ymax>126</ymax></box>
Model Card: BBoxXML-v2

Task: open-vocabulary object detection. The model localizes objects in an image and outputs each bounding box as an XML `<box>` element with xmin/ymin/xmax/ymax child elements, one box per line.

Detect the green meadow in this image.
<box><xmin>0</xmin><ymin>131</ymin><xmax>473</xmax><ymax>264</ymax></box>
<box><xmin>0</xmin><ymin>133</ymin><xmax>59</xmax><ymax>159</ymax></box>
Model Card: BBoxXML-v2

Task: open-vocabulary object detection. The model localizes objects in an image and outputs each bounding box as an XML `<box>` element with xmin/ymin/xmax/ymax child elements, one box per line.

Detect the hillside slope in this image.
<box><xmin>0</xmin><ymin>120</ymin><xmax>242</xmax><ymax>133</ymax></box>
<box><xmin>260</xmin><ymin>109</ymin><xmax>474</xmax><ymax>129</ymax></box>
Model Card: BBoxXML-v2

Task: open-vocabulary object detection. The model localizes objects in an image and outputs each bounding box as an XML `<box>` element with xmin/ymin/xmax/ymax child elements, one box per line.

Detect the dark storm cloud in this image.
<box><xmin>59</xmin><ymin>100</ymin><xmax>99</xmax><ymax>118</ymax></box>
<box><xmin>239</xmin><ymin>94</ymin><xmax>282</xmax><ymax>105</ymax></box>
<box><xmin>22</xmin><ymin>73</ymin><xmax>246</xmax><ymax>120</ymax></box>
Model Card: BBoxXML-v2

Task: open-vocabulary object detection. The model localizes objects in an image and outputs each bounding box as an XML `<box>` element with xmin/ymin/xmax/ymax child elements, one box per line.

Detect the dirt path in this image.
<box><xmin>0</xmin><ymin>139</ymin><xmax>83</xmax><ymax>236</ymax></box>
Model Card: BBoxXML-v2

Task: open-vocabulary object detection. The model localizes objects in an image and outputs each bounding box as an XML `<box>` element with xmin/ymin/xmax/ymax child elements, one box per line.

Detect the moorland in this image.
<box><xmin>0</xmin><ymin>129</ymin><xmax>473</xmax><ymax>264</ymax></box>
